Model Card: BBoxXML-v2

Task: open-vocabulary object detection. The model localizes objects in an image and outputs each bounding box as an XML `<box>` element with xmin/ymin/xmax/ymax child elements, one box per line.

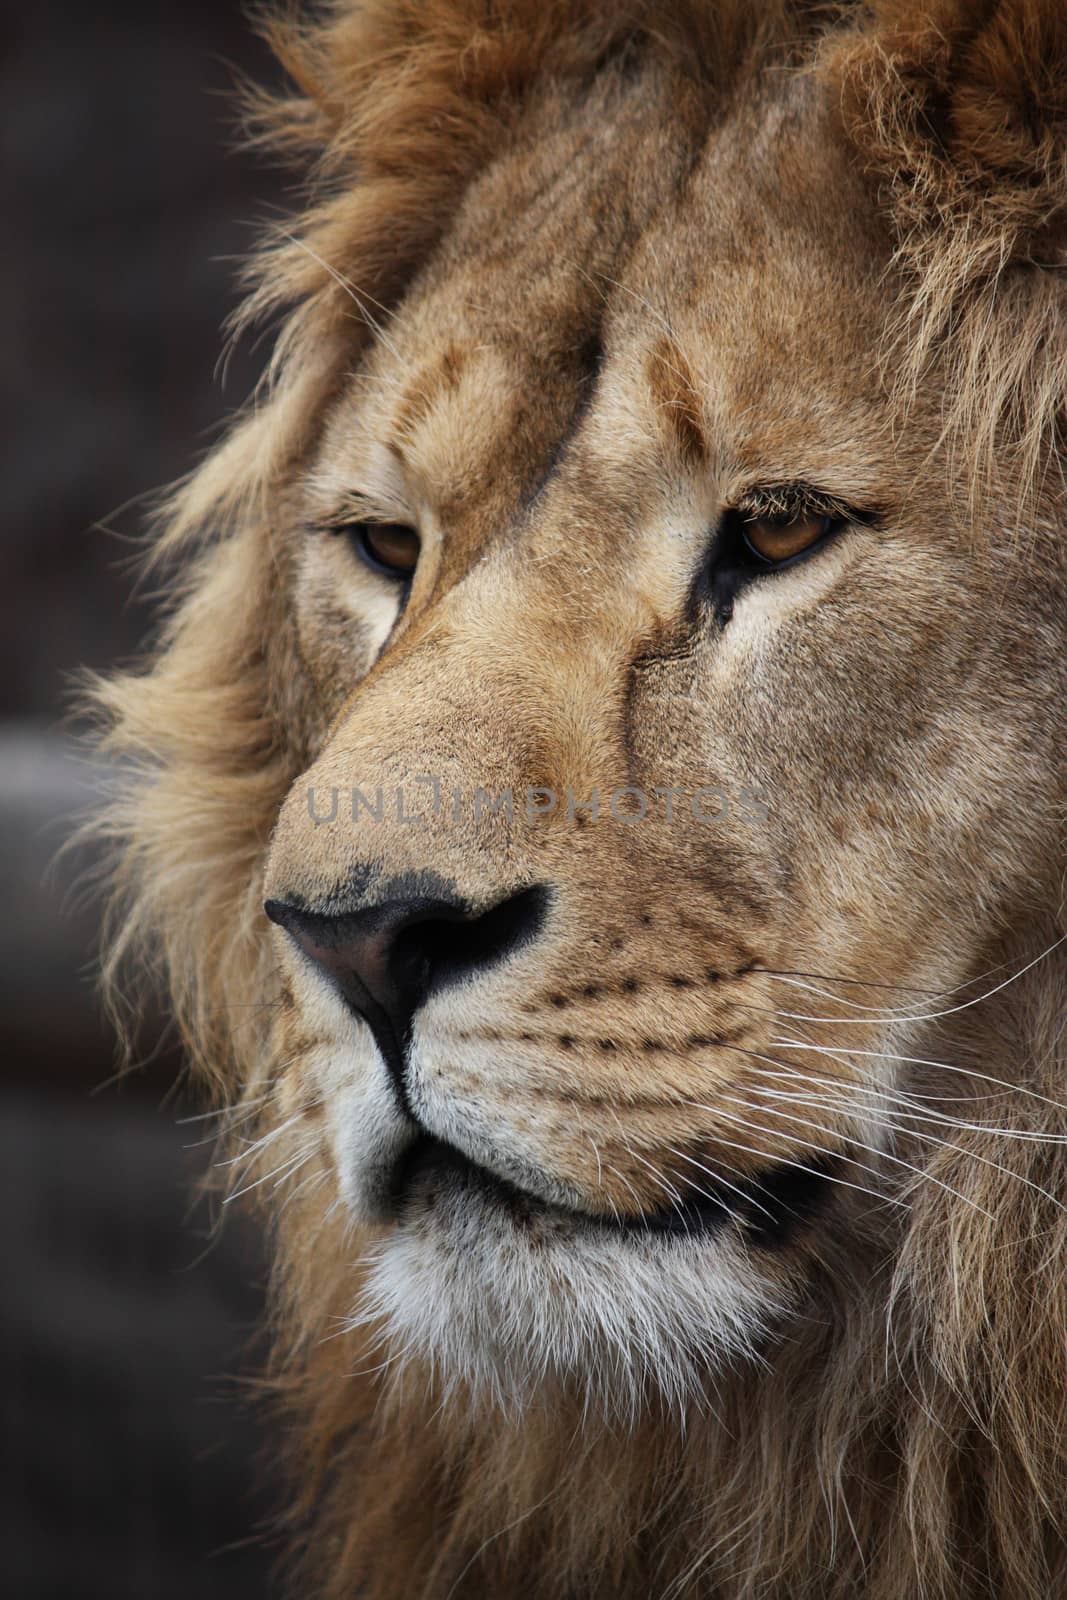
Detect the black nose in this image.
<box><xmin>264</xmin><ymin>884</ymin><xmax>549</xmax><ymax>1090</ymax></box>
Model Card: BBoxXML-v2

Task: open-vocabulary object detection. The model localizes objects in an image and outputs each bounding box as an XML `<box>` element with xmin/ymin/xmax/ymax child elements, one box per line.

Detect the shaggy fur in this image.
<box><xmin>92</xmin><ymin>2</ymin><xmax>1066</xmax><ymax>1596</ymax></box>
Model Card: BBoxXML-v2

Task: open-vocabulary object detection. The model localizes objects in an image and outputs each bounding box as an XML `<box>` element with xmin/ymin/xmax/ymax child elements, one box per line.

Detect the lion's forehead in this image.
<box><xmin>322</xmin><ymin>74</ymin><xmax>906</xmax><ymax>566</ymax></box>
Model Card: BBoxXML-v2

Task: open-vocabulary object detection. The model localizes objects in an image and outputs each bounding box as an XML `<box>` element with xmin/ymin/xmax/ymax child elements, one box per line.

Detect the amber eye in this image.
<box><xmin>742</xmin><ymin>511</ymin><xmax>832</xmax><ymax>567</ymax></box>
<box><xmin>349</xmin><ymin>521</ymin><xmax>421</xmax><ymax>580</ymax></box>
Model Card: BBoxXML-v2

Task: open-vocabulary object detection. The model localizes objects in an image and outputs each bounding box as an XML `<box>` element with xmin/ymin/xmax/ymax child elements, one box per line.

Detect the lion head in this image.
<box><xmin>96</xmin><ymin>1</ymin><xmax>1067</xmax><ymax>1594</ymax></box>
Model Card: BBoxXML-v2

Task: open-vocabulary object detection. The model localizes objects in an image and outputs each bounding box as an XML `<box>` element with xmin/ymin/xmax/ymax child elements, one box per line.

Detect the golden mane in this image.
<box><xmin>826</xmin><ymin>0</ymin><xmax>1067</xmax><ymax>530</ymax></box>
<box><xmin>89</xmin><ymin>3</ymin><xmax>1067</xmax><ymax>1595</ymax></box>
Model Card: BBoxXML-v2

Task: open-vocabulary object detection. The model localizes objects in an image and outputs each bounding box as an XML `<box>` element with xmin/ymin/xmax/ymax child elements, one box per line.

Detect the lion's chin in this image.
<box><xmin>347</xmin><ymin>1137</ymin><xmax>789</xmax><ymax>1418</ymax></box>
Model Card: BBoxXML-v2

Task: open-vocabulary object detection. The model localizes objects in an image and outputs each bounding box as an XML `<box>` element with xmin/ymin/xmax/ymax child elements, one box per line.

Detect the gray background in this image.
<box><xmin>3</xmin><ymin>3</ymin><xmax>294</xmax><ymax>1594</ymax></box>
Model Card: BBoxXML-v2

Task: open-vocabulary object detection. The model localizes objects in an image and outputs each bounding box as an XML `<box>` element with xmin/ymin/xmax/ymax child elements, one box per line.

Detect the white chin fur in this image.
<box><xmin>346</xmin><ymin>1183</ymin><xmax>787</xmax><ymax>1421</ymax></box>
<box><xmin>309</xmin><ymin>1026</ymin><xmax>789</xmax><ymax>1417</ymax></box>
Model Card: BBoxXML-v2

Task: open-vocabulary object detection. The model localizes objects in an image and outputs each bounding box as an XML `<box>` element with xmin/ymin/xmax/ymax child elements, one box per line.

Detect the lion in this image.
<box><xmin>92</xmin><ymin>1</ymin><xmax>1067</xmax><ymax>1595</ymax></box>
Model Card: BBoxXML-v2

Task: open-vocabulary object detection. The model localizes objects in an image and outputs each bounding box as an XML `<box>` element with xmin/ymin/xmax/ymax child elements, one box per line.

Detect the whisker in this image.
<box><xmin>270</xmin><ymin>1149</ymin><xmax>317</xmax><ymax>1195</ymax></box>
<box><xmin>755</xmin><ymin>948</ymin><xmax>1025</xmax><ymax>1004</ymax></box>
<box><xmin>738</xmin><ymin>1073</ymin><xmax>1067</xmax><ymax>1214</ymax></box>
<box><xmin>677</xmin><ymin>1104</ymin><xmax>907</xmax><ymax>1212</ymax></box>
<box><xmin>585</xmin><ymin>1133</ymin><xmax>604</xmax><ymax>1190</ymax></box>
<box><xmin>224</xmin><ymin>1143</ymin><xmax>315</xmax><ymax>1203</ymax></box>
<box><xmin>176</xmin><ymin>1099</ymin><xmax>265</xmax><ymax>1126</ymax></box>
<box><xmin>608</xmin><ymin>1111</ymin><xmax>691</xmax><ymax>1224</ymax></box>
<box><xmin>758</xmin><ymin>936</ymin><xmax>1064</xmax><ymax>1028</ymax></box>
<box><xmin>662</xmin><ymin>1143</ymin><xmax>778</xmax><ymax>1227</ymax></box>
<box><xmin>757</xmin><ymin>967</ymin><xmax>949</xmax><ymax>997</ymax></box>
<box><xmin>744</xmin><ymin>1050</ymin><xmax>1067</xmax><ymax>1142</ymax></box>
<box><xmin>770</xmin><ymin>1037</ymin><xmax>1067</xmax><ymax>1119</ymax></box>
<box><xmin>627</xmin><ymin>1144</ymin><xmax>687</xmax><ymax>1212</ymax></box>
<box><xmin>604</xmin><ymin>1161</ymin><xmax>648</xmax><ymax>1219</ymax></box>
<box><xmin>279</xmin><ymin>1164</ymin><xmax>330</xmax><ymax>1213</ymax></box>
<box><xmin>709</xmin><ymin>1078</ymin><xmax>995</xmax><ymax>1218</ymax></box>
<box><xmin>216</xmin><ymin>1109</ymin><xmax>304</xmax><ymax>1169</ymax></box>
<box><xmin>661</xmin><ymin>1165</ymin><xmax>753</xmax><ymax>1231</ymax></box>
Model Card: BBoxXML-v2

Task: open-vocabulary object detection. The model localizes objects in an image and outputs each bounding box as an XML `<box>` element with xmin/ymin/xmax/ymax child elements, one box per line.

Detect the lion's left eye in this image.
<box><xmin>741</xmin><ymin>511</ymin><xmax>833</xmax><ymax>567</ymax></box>
<box><xmin>347</xmin><ymin>521</ymin><xmax>421</xmax><ymax>580</ymax></box>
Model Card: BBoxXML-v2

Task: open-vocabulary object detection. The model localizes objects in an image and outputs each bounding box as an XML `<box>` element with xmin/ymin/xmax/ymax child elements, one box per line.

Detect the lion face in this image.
<box><xmin>95</xmin><ymin>1</ymin><xmax>1067</xmax><ymax>1588</ymax></box>
<box><xmin>253</xmin><ymin>69</ymin><xmax>1061</xmax><ymax>1407</ymax></box>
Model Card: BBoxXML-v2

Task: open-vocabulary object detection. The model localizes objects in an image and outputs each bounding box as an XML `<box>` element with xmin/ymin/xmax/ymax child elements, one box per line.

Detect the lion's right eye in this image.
<box><xmin>345</xmin><ymin>521</ymin><xmax>421</xmax><ymax>581</ymax></box>
<box><xmin>742</xmin><ymin>511</ymin><xmax>833</xmax><ymax>567</ymax></box>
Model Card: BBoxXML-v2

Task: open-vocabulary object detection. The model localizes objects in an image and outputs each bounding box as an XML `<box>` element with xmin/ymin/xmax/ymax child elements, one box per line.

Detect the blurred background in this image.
<box><xmin>3</xmin><ymin>3</ymin><xmax>292</xmax><ymax>1593</ymax></box>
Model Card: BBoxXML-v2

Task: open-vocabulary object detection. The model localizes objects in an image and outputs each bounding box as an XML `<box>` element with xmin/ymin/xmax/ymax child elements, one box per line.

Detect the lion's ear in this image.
<box><xmin>942</xmin><ymin>0</ymin><xmax>1067</xmax><ymax>263</ymax></box>
<box><xmin>833</xmin><ymin>0</ymin><xmax>1067</xmax><ymax>267</ymax></box>
<box><xmin>827</xmin><ymin>0</ymin><xmax>1067</xmax><ymax>524</ymax></box>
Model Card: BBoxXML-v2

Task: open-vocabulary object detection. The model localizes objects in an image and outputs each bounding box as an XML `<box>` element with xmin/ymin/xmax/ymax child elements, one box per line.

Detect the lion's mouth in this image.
<box><xmin>388</xmin><ymin>1134</ymin><xmax>837</xmax><ymax>1244</ymax></box>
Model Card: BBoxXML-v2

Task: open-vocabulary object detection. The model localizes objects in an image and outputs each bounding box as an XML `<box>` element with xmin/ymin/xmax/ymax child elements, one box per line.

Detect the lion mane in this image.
<box><xmin>93</xmin><ymin>2</ymin><xmax>1066</xmax><ymax>1596</ymax></box>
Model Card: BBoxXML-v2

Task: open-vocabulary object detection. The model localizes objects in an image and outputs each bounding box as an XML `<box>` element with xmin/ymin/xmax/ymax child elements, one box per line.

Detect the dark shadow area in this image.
<box><xmin>2</xmin><ymin>2</ymin><xmax>290</xmax><ymax>1593</ymax></box>
<box><xmin>0</xmin><ymin>1091</ymin><xmax>274</xmax><ymax>1600</ymax></box>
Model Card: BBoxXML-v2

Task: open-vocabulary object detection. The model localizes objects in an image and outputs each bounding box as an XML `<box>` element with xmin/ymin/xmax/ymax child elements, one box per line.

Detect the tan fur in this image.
<box><xmin>91</xmin><ymin>3</ymin><xmax>1066</xmax><ymax>1595</ymax></box>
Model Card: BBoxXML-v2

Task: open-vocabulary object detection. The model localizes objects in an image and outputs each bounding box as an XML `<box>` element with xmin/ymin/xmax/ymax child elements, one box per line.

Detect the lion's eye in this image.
<box><xmin>741</xmin><ymin>512</ymin><xmax>832</xmax><ymax>567</ymax></box>
<box><xmin>705</xmin><ymin>497</ymin><xmax>850</xmax><ymax>625</ymax></box>
<box><xmin>348</xmin><ymin>521</ymin><xmax>421</xmax><ymax>580</ymax></box>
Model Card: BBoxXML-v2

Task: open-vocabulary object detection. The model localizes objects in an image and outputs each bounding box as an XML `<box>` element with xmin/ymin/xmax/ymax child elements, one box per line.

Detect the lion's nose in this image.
<box><xmin>264</xmin><ymin>885</ymin><xmax>549</xmax><ymax>1084</ymax></box>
